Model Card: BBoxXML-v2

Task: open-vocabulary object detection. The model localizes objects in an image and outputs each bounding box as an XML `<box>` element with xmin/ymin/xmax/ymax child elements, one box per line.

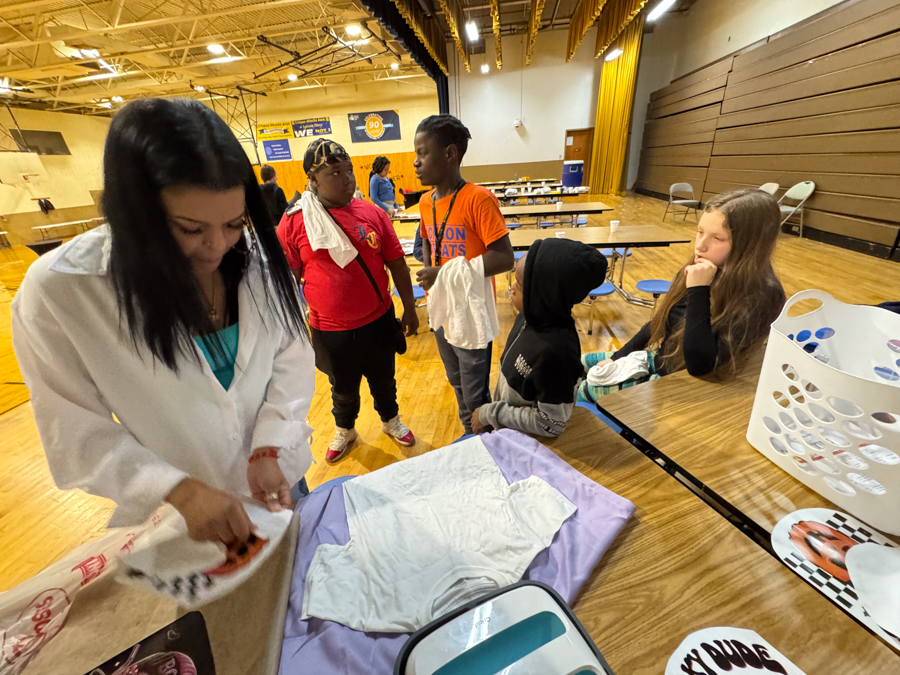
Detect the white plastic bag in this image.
<box><xmin>117</xmin><ymin>503</ymin><xmax>292</xmax><ymax>610</ymax></box>
<box><xmin>0</xmin><ymin>511</ymin><xmax>167</xmax><ymax>675</ymax></box>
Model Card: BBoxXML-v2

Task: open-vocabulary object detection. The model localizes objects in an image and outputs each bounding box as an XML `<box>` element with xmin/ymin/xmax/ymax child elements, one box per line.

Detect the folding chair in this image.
<box><xmin>759</xmin><ymin>182</ymin><xmax>779</xmax><ymax>195</ymax></box>
<box><xmin>662</xmin><ymin>183</ymin><xmax>700</xmax><ymax>222</ymax></box>
<box><xmin>778</xmin><ymin>181</ymin><xmax>816</xmax><ymax>238</ymax></box>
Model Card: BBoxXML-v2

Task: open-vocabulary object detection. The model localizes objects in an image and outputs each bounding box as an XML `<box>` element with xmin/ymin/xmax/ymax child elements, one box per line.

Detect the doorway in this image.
<box><xmin>564</xmin><ymin>128</ymin><xmax>593</xmax><ymax>182</ymax></box>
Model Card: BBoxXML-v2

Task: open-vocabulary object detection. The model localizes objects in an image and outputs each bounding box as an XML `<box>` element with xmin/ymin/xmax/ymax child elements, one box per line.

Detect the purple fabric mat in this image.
<box><xmin>280</xmin><ymin>429</ymin><xmax>635</xmax><ymax>674</ymax></box>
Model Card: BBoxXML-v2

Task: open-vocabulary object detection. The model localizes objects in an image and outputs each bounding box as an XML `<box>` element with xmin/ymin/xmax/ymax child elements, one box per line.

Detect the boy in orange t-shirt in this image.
<box><xmin>414</xmin><ymin>114</ymin><xmax>515</xmax><ymax>436</ymax></box>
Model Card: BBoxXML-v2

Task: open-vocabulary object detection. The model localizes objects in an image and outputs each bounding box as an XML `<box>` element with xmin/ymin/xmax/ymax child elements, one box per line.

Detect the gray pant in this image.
<box><xmin>434</xmin><ymin>327</ymin><xmax>492</xmax><ymax>435</ymax></box>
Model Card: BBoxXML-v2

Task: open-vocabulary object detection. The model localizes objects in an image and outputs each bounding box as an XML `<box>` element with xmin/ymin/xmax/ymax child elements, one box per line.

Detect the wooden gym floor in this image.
<box><xmin>2</xmin><ymin>191</ymin><xmax>900</xmax><ymax>592</ymax></box>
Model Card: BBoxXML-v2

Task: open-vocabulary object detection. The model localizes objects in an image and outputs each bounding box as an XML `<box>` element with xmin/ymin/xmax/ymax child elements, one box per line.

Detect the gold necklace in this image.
<box><xmin>208</xmin><ymin>274</ymin><xmax>219</xmax><ymax>323</ymax></box>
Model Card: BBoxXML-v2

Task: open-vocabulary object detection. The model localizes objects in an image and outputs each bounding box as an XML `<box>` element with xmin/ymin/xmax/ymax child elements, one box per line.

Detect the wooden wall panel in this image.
<box><xmin>712</xmin><ymin>130</ymin><xmax>900</xmax><ymax>156</ymax></box>
<box><xmin>716</xmin><ymin>81</ymin><xmax>900</xmax><ymax>129</ymax></box>
<box><xmin>643</xmin><ymin>129</ymin><xmax>717</xmax><ymax>148</ymax></box>
<box><xmin>635</xmin><ymin>0</ymin><xmax>900</xmax><ymax>256</ymax></box>
<box><xmin>731</xmin><ymin>0</ymin><xmax>899</xmax><ymax>70</ymax></box>
<box><xmin>709</xmin><ymin>153</ymin><xmax>900</xmax><ymax>175</ymax></box>
<box><xmin>714</xmin><ymin>104</ymin><xmax>900</xmax><ymax>143</ymax></box>
<box><xmin>648</xmin><ymin>88</ymin><xmax>725</xmax><ymax>120</ymax></box>
<box><xmin>725</xmin><ymin>31</ymin><xmax>900</xmax><ymax>101</ymax></box>
<box><xmin>650</xmin><ymin>74</ymin><xmax>729</xmax><ymax>113</ymax></box>
<box><xmin>722</xmin><ymin>51</ymin><xmax>900</xmax><ymax>114</ymax></box>
<box><xmin>729</xmin><ymin>0</ymin><xmax>900</xmax><ymax>85</ymax></box>
<box><xmin>649</xmin><ymin>58</ymin><xmax>734</xmax><ymax>102</ymax></box>
<box><xmin>706</xmin><ymin>169</ymin><xmax>900</xmax><ymax>200</ymax></box>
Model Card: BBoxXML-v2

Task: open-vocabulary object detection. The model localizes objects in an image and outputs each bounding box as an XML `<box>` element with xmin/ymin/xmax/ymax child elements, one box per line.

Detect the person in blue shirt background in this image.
<box><xmin>369</xmin><ymin>156</ymin><xmax>398</xmax><ymax>216</ymax></box>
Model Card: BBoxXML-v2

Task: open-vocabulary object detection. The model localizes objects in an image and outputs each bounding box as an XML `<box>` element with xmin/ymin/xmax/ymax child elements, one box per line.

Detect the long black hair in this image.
<box><xmin>102</xmin><ymin>97</ymin><xmax>307</xmax><ymax>370</ymax></box>
<box><xmin>370</xmin><ymin>155</ymin><xmax>390</xmax><ymax>179</ymax></box>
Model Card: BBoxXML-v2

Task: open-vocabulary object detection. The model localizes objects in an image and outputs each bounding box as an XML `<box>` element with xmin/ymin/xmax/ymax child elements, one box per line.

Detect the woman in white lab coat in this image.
<box><xmin>12</xmin><ymin>98</ymin><xmax>315</xmax><ymax>546</ymax></box>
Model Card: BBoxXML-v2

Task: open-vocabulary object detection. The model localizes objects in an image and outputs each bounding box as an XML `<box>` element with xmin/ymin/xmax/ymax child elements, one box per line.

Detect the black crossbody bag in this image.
<box><xmin>324</xmin><ymin>208</ymin><xmax>407</xmax><ymax>355</ymax></box>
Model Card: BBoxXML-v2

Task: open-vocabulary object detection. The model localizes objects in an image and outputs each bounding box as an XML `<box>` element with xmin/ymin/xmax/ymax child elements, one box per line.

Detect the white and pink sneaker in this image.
<box><xmin>382</xmin><ymin>415</ymin><xmax>415</xmax><ymax>447</ymax></box>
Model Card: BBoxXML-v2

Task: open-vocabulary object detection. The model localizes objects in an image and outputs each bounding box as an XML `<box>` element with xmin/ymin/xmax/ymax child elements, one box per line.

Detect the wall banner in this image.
<box><xmin>255</xmin><ymin>121</ymin><xmax>292</xmax><ymax>140</ymax></box>
<box><xmin>262</xmin><ymin>139</ymin><xmax>292</xmax><ymax>162</ymax></box>
<box><xmin>292</xmin><ymin>117</ymin><xmax>332</xmax><ymax>138</ymax></box>
<box><xmin>348</xmin><ymin>110</ymin><xmax>401</xmax><ymax>143</ymax></box>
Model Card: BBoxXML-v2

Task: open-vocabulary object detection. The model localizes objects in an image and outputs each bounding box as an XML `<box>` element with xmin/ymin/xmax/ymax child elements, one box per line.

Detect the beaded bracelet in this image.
<box><xmin>249</xmin><ymin>448</ymin><xmax>279</xmax><ymax>463</ymax></box>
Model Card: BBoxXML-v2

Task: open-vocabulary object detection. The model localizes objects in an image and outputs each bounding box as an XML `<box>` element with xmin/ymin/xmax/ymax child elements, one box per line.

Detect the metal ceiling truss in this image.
<box><xmin>254</xmin><ymin>23</ymin><xmax>401</xmax><ymax>82</ymax></box>
<box><xmin>201</xmin><ymin>82</ymin><xmax>266</xmax><ymax>164</ymax></box>
<box><xmin>0</xmin><ymin>0</ymin><xmax>416</xmax><ymax>115</ymax></box>
<box><xmin>0</xmin><ymin>104</ymin><xmax>26</xmax><ymax>152</ymax></box>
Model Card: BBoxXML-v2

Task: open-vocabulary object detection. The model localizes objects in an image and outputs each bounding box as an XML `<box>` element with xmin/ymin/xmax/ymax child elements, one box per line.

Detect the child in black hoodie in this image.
<box><xmin>472</xmin><ymin>239</ymin><xmax>608</xmax><ymax>437</ymax></box>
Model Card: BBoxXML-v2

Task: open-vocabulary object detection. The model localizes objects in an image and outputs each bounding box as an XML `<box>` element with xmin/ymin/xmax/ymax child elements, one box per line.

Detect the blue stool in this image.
<box><xmin>507</xmin><ymin>222</ymin><xmax>522</xmax><ymax>230</ymax></box>
<box><xmin>585</xmin><ymin>282</ymin><xmax>615</xmax><ymax>335</ymax></box>
<box><xmin>600</xmin><ymin>248</ymin><xmax>632</xmax><ymax>257</ymax></box>
<box><xmin>393</xmin><ymin>285</ymin><xmax>426</xmax><ymax>314</ymax></box>
<box><xmin>636</xmin><ymin>279</ymin><xmax>671</xmax><ymax>308</ymax></box>
<box><xmin>514</xmin><ymin>251</ymin><xmax>527</xmax><ymax>260</ymax></box>
<box><xmin>538</xmin><ymin>221</ymin><xmax>556</xmax><ymax>229</ymax></box>
<box><xmin>576</xmin><ymin>215</ymin><xmax>588</xmax><ymax>226</ymax></box>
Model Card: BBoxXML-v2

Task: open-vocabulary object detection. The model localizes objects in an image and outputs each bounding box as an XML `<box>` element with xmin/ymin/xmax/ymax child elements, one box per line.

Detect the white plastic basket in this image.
<box><xmin>747</xmin><ymin>290</ymin><xmax>900</xmax><ymax>535</ymax></box>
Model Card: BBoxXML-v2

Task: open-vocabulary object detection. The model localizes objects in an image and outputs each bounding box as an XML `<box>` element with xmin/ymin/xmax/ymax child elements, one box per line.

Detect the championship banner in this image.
<box><xmin>292</xmin><ymin>117</ymin><xmax>332</xmax><ymax>138</ymax></box>
<box><xmin>255</xmin><ymin>121</ymin><xmax>292</xmax><ymax>140</ymax></box>
<box><xmin>348</xmin><ymin>110</ymin><xmax>401</xmax><ymax>143</ymax></box>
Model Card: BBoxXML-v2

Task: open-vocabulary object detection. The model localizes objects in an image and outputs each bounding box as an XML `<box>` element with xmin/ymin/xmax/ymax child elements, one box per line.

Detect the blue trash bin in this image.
<box><xmin>562</xmin><ymin>160</ymin><xmax>583</xmax><ymax>188</ymax></box>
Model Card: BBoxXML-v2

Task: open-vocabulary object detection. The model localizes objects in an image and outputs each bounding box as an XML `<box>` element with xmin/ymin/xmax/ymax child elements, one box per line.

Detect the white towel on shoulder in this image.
<box><xmin>587</xmin><ymin>351</ymin><xmax>649</xmax><ymax>386</ymax></box>
<box><xmin>300</xmin><ymin>191</ymin><xmax>358</xmax><ymax>268</ymax></box>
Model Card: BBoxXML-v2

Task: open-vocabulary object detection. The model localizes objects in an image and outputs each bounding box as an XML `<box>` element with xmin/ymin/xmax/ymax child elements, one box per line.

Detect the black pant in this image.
<box><xmin>310</xmin><ymin>309</ymin><xmax>399</xmax><ymax>429</ymax></box>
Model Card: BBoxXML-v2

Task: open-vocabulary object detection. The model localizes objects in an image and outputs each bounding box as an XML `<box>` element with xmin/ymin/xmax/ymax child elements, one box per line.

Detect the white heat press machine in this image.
<box><xmin>394</xmin><ymin>581</ymin><xmax>613</xmax><ymax>675</ymax></box>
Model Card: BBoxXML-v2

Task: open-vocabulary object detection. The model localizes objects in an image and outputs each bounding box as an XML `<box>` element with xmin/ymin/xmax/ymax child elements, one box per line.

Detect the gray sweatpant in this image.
<box><xmin>434</xmin><ymin>327</ymin><xmax>492</xmax><ymax>435</ymax></box>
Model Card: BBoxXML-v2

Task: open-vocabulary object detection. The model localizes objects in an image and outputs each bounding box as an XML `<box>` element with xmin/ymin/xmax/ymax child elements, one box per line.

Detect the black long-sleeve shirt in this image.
<box><xmin>260</xmin><ymin>182</ymin><xmax>289</xmax><ymax>226</ymax></box>
<box><xmin>612</xmin><ymin>286</ymin><xmax>723</xmax><ymax>377</ymax></box>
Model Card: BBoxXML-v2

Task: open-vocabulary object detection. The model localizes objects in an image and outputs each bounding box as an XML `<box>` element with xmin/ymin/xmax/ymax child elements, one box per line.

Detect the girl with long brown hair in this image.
<box><xmin>578</xmin><ymin>188</ymin><xmax>785</xmax><ymax>402</ymax></box>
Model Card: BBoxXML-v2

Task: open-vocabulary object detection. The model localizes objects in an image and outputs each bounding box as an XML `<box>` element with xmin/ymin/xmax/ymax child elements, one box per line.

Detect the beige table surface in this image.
<box><xmin>24</xmin><ymin>517</ymin><xmax>300</xmax><ymax>675</ymax></box>
<box><xmin>545</xmin><ymin>408</ymin><xmax>899</xmax><ymax>672</ymax></box>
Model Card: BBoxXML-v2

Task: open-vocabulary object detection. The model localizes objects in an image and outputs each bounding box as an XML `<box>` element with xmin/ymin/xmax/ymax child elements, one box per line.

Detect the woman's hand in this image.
<box><xmin>592</xmin><ymin>358</ymin><xmax>613</xmax><ymax>369</ymax></box>
<box><xmin>247</xmin><ymin>451</ymin><xmax>291</xmax><ymax>512</ymax></box>
<box><xmin>685</xmin><ymin>257</ymin><xmax>718</xmax><ymax>288</ymax></box>
<box><xmin>165</xmin><ymin>478</ymin><xmax>253</xmax><ymax>545</ymax></box>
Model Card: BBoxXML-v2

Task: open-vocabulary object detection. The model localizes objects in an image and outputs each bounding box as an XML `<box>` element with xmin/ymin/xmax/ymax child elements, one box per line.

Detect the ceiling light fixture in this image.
<box><xmin>465</xmin><ymin>21</ymin><xmax>479</xmax><ymax>42</ymax></box>
<box><xmin>112</xmin><ymin>95</ymin><xmax>124</xmax><ymax>102</ymax></box>
<box><xmin>391</xmin><ymin>62</ymin><xmax>399</xmax><ymax>70</ymax></box>
<box><xmin>287</xmin><ymin>73</ymin><xmax>298</xmax><ymax>81</ymax></box>
<box><xmin>206</xmin><ymin>55</ymin><xmax>239</xmax><ymax>64</ymax></box>
<box><xmin>481</xmin><ymin>63</ymin><xmax>489</xmax><ymax>74</ymax></box>
<box><xmin>647</xmin><ymin>0</ymin><xmax>677</xmax><ymax>22</ymax></box>
<box><xmin>604</xmin><ymin>48</ymin><xmax>624</xmax><ymax>62</ymax></box>
<box><xmin>345</xmin><ymin>24</ymin><xmax>362</xmax><ymax>36</ymax></box>
<box><xmin>98</xmin><ymin>101</ymin><xmax>112</xmax><ymax>108</ymax></box>
<box><xmin>82</xmin><ymin>48</ymin><xmax>100</xmax><ymax>59</ymax></box>
<box><xmin>207</xmin><ymin>44</ymin><xmax>226</xmax><ymax>54</ymax></box>
<box><xmin>194</xmin><ymin>84</ymin><xmax>205</xmax><ymax>92</ymax></box>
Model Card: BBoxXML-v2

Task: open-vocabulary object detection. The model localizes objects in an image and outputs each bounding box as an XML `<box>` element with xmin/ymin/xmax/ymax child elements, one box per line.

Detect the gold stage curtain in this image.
<box><xmin>588</xmin><ymin>13</ymin><xmax>644</xmax><ymax>195</ymax></box>
<box><xmin>436</xmin><ymin>0</ymin><xmax>470</xmax><ymax>71</ymax></box>
<box><xmin>388</xmin><ymin>0</ymin><xmax>449</xmax><ymax>74</ymax></box>
<box><xmin>490</xmin><ymin>0</ymin><xmax>502</xmax><ymax>69</ymax></box>
<box><xmin>566</xmin><ymin>0</ymin><xmax>609</xmax><ymax>61</ymax></box>
<box><xmin>594</xmin><ymin>0</ymin><xmax>647</xmax><ymax>57</ymax></box>
<box><xmin>525</xmin><ymin>0</ymin><xmax>547</xmax><ymax>66</ymax></box>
